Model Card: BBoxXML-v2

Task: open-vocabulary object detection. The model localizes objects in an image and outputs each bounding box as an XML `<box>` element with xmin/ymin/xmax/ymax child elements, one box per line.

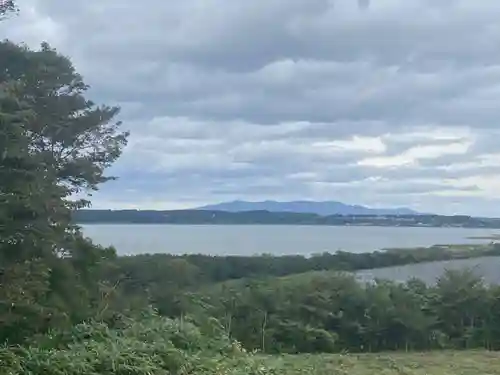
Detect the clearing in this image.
<box><xmin>260</xmin><ymin>351</ymin><xmax>500</xmax><ymax>375</ymax></box>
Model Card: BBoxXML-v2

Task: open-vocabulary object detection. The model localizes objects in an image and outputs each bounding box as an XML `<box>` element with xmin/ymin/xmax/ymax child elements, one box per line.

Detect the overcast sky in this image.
<box><xmin>3</xmin><ymin>0</ymin><xmax>500</xmax><ymax>215</ymax></box>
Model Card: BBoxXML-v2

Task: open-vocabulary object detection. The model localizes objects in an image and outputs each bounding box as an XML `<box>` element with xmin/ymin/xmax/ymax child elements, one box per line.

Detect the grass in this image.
<box><xmin>259</xmin><ymin>351</ymin><xmax>500</xmax><ymax>375</ymax></box>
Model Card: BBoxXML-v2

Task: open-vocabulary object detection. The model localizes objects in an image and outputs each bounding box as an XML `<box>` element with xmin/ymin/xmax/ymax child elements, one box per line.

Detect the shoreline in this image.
<box><xmin>77</xmin><ymin>222</ymin><xmax>500</xmax><ymax>229</ymax></box>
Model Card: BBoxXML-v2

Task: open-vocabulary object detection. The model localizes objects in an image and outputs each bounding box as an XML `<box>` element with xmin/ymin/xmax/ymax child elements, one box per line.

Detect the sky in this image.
<box><xmin>2</xmin><ymin>0</ymin><xmax>500</xmax><ymax>216</ymax></box>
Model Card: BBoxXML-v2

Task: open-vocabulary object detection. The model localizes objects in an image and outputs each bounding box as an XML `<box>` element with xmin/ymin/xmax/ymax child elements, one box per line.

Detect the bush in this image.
<box><xmin>0</xmin><ymin>311</ymin><xmax>271</xmax><ymax>375</ymax></box>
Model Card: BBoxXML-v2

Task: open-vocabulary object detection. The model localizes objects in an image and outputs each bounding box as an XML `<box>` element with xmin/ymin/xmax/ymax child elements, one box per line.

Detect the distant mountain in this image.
<box><xmin>74</xmin><ymin>209</ymin><xmax>499</xmax><ymax>227</ymax></box>
<box><xmin>195</xmin><ymin>200</ymin><xmax>419</xmax><ymax>216</ymax></box>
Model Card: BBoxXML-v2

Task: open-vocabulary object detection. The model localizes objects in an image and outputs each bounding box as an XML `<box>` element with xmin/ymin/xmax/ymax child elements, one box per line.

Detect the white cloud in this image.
<box><xmin>312</xmin><ymin>136</ymin><xmax>386</xmax><ymax>154</ymax></box>
<box><xmin>437</xmin><ymin>153</ymin><xmax>500</xmax><ymax>172</ymax></box>
<box><xmin>382</xmin><ymin>127</ymin><xmax>473</xmax><ymax>143</ymax></box>
<box><xmin>357</xmin><ymin>141</ymin><xmax>472</xmax><ymax>168</ymax></box>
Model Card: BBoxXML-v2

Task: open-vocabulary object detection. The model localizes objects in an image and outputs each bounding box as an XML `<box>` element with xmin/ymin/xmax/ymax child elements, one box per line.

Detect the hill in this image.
<box><xmin>73</xmin><ymin>209</ymin><xmax>500</xmax><ymax>228</ymax></box>
<box><xmin>196</xmin><ymin>200</ymin><xmax>420</xmax><ymax>215</ymax></box>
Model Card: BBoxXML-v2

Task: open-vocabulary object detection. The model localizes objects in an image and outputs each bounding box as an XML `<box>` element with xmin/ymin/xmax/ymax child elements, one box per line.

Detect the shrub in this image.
<box><xmin>0</xmin><ymin>311</ymin><xmax>271</xmax><ymax>375</ymax></box>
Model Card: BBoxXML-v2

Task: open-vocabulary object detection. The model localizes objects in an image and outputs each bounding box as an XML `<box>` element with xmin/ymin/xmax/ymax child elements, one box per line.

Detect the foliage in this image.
<box><xmin>98</xmin><ymin>245</ymin><xmax>500</xmax><ymax>355</ymax></box>
<box><xmin>104</xmin><ymin>244</ymin><xmax>500</xmax><ymax>318</ymax></box>
<box><xmin>0</xmin><ymin>41</ymin><xmax>128</xmax><ymax>198</ymax></box>
<box><xmin>0</xmin><ymin>311</ymin><xmax>271</xmax><ymax>375</ymax></box>
<box><xmin>187</xmin><ymin>269</ymin><xmax>500</xmax><ymax>354</ymax></box>
<box><xmin>0</xmin><ymin>0</ymin><xmax>16</xmax><ymax>18</ymax></box>
<box><xmin>2</xmin><ymin>315</ymin><xmax>499</xmax><ymax>375</ymax></box>
<box><xmin>0</xmin><ymin>40</ymin><xmax>128</xmax><ymax>343</ymax></box>
<box><xmin>112</xmin><ymin>243</ymin><xmax>500</xmax><ymax>284</ymax></box>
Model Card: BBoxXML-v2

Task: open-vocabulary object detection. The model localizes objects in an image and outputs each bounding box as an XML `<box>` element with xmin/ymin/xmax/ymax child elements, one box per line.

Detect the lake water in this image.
<box><xmin>355</xmin><ymin>256</ymin><xmax>500</xmax><ymax>285</ymax></box>
<box><xmin>81</xmin><ymin>224</ymin><xmax>499</xmax><ymax>256</ymax></box>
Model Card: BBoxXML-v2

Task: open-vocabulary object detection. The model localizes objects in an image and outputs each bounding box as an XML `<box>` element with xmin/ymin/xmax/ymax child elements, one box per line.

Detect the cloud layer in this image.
<box><xmin>3</xmin><ymin>0</ymin><xmax>500</xmax><ymax>215</ymax></box>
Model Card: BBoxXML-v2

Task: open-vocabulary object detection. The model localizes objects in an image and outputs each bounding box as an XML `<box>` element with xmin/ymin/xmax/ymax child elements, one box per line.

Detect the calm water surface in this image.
<box><xmin>355</xmin><ymin>256</ymin><xmax>500</xmax><ymax>285</ymax></box>
<box><xmin>81</xmin><ymin>224</ymin><xmax>499</xmax><ymax>256</ymax></box>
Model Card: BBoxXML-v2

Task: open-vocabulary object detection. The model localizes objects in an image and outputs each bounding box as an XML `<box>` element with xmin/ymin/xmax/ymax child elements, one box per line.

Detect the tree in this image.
<box><xmin>0</xmin><ymin>0</ymin><xmax>16</xmax><ymax>18</ymax></box>
<box><xmin>0</xmin><ymin>41</ymin><xmax>128</xmax><ymax>200</ymax></box>
<box><xmin>432</xmin><ymin>269</ymin><xmax>489</xmax><ymax>349</ymax></box>
<box><xmin>0</xmin><ymin>41</ymin><xmax>128</xmax><ymax>343</ymax></box>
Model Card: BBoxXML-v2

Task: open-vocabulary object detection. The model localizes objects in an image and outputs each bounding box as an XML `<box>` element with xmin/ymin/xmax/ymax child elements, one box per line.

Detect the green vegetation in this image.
<box><xmin>107</xmin><ymin>243</ymin><xmax>500</xmax><ymax>304</ymax></box>
<box><xmin>258</xmin><ymin>351</ymin><xmax>500</xmax><ymax>374</ymax></box>
<box><xmin>74</xmin><ymin>208</ymin><xmax>500</xmax><ymax>228</ymax></box>
<box><xmin>0</xmin><ymin>1</ymin><xmax>16</xmax><ymax>18</ymax></box>
<box><xmin>0</xmin><ymin>44</ymin><xmax>128</xmax><ymax>345</ymax></box>
<box><xmin>92</xmin><ymin>245</ymin><xmax>500</xmax><ymax>355</ymax></box>
<box><xmin>191</xmin><ymin>269</ymin><xmax>500</xmax><ymax>353</ymax></box>
<box><xmin>1</xmin><ymin>39</ymin><xmax>128</xmax><ymax>343</ymax></box>
<box><xmin>4</xmin><ymin>313</ymin><xmax>497</xmax><ymax>374</ymax></box>
<box><xmin>3</xmin><ymin>34</ymin><xmax>500</xmax><ymax>375</ymax></box>
<box><xmin>0</xmin><ymin>311</ymin><xmax>269</xmax><ymax>375</ymax></box>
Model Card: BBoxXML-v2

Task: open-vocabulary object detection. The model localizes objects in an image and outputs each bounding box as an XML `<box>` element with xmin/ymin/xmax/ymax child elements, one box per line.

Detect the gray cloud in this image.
<box><xmin>3</xmin><ymin>0</ymin><xmax>500</xmax><ymax>215</ymax></box>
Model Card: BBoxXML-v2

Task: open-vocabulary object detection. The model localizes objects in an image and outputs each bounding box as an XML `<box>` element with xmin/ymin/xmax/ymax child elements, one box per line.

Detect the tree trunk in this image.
<box><xmin>261</xmin><ymin>311</ymin><xmax>268</xmax><ymax>352</ymax></box>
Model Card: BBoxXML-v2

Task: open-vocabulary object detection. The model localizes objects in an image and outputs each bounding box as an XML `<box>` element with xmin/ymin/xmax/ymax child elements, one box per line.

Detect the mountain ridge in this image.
<box><xmin>195</xmin><ymin>200</ymin><xmax>420</xmax><ymax>216</ymax></box>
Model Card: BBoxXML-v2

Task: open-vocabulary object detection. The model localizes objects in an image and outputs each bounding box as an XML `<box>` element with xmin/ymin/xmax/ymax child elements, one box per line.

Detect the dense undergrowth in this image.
<box><xmin>0</xmin><ymin>311</ymin><xmax>269</xmax><ymax>375</ymax></box>
<box><xmin>2</xmin><ymin>312</ymin><xmax>499</xmax><ymax>375</ymax></box>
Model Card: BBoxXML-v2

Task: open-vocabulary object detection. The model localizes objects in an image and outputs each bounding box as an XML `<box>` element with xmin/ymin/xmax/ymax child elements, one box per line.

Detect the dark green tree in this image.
<box><xmin>0</xmin><ymin>40</ymin><xmax>128</xmax><ymax>343</ymax></box>
<box><xmin>0</xmin><ymin>0</ymin><xmax>16</xmax><ymax>18</ymax></box>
